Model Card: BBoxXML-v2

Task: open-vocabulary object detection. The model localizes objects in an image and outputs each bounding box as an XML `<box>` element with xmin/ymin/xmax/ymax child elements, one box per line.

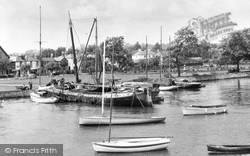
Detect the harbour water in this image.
<box><xmin>0</xmin><ymin>78</ymin><xmax>250</xmax><ymax>156</ymax></box>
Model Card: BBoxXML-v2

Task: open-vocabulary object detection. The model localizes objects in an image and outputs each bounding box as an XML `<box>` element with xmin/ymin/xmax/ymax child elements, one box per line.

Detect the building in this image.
<box><xmin>0</xmin><ymin>46</ymin><xmax>10</xmax><ymax>75</ymax></box>
<box><xmin>132</xmin><ymin>49</ymin><xmax>156</xmax><ymax>63</ymax></box>
<box><xmin>9</xmin><ymin>55</ymin><xmax>39</xmax><ymax>77</ymax></box>
<box><xmin>0</xmin><ymin>46</ymin><xmax>10</xmax><ymax>62</ymax></box>
<box><xmin>54</xmin><ymin>55</ymin><xmax>69</xmax><ymax>71</ymax></box>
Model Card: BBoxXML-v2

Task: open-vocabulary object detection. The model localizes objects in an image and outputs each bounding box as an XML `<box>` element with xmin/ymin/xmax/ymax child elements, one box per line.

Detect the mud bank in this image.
<box><xmin>0</xmin><ymin>90</ymin><xmax>32</xmax><ymax>99</ymax></box>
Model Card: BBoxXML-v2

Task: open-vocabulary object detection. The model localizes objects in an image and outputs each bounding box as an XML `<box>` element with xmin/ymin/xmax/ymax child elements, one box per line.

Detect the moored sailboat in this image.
<box><xmin>29</xmin><ymin>6</ymin><xmax>58</xmax><ymax>103</ymax></box>
<box><xmin>43</xmin><ymin>15</ymin><xmax>155</xmax><ymax>107</ymax></box>
<box><xmin>92</xmin><ymin>40</ymin><xmax>170</xmax><ymax>153</ymax></box>
<box><xmin>79</xmin><ymin>38</ymin><xmax>165</xmax><ymax>125</ymax></box>
<box><xmin>93</xmin><ymin>137</ymin><xmax>170</xmax><ymax>153</ymax></box>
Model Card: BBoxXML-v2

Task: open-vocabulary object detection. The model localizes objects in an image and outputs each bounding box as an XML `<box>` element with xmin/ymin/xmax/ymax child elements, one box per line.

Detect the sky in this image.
<box><xmin>1</xmin><ymin>0</ymin><xmax>250</xmax><ymax>54</ymax></box>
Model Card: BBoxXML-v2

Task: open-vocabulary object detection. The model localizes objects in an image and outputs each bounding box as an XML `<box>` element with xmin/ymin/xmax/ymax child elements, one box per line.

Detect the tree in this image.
<box><xmin>41</xmin><ymin>48</ymin><xmax>56</xmax><ymax>58</ymax></box>
<box><xmin>169</xmin><ymin>27</ymin><xmax>198</xmax><ymax>76</ymax></box>
<box><xmin>0</xmin><ymin>60</ymin><xmax>11</xmax><ymax>75</ymax></box>
<box><xmin>60</xmin><ymin>59</ymin><xmax>68</xmax><ymax>72</ymax></box>
<box><xmin>20</xmin><ymin>64</ymin><xmax>31</xmax><ymax>76</ymax></box>
<box><xmin>133</xmin><ymin>42</ymin><xmax>142</xmax><ymax>50</ymax></box>
<box><xmin>149</xmin><ymin>57</ymin><xmax>160</xmax><ymax>70</ymax></box>
<box><xmin>45</xmin><ymin>62</ymin><xmax>59</xmax><ymax>73</ymax></box>
<box><xmin>219</xmin><ymin>28</ymin><xmax>250</xmax><ymax>72</ymax></box>
<box><xmin>55</xmin><ymin>47</ymin><xmax>66</xmax><ymax>57</ymax></box>
<box><xmin>151</xmin><ymin>42</ymin><xmax>161</xmax><ymax>52</ymax></box>
<box><xmin>25</xmin><ymin>49</ymin><xmax>38</xmax><ymax>58</ymax></box>
<box><xmin>101</xmin><ymin>36</ymin><xmax>134</xmax><ymax>72</ymax></box>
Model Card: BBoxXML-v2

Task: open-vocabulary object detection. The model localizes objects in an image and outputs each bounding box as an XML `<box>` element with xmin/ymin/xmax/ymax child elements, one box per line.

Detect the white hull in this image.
<box><xmin>182</xmin><ymin>106</ymin><xmax>228</xmax><ymax>116</ymax></box>
<box><xmin>79</xmin><ymin>116</ymin><xmax>165</xmax><ymax>125</ymax></box>
<box><xmin>159</xmin><ymin>85</ymin><xmax>180</xmax><ymax>91</ymax></box>
<box><xmin>92</xmin><ymin>137</ymin><xmax>170</xmax><ymax>153</ymax></box>
<box><xmin>30</xmin><ymin>92</ymin><xmax>58</xmax><ymax>103</ymax></box>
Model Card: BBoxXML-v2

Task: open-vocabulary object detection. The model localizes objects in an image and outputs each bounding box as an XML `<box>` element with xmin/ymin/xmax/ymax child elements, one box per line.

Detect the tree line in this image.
<box><xmin>2</xmin><ymin>27</ymin><xmax>250</xmax><ymax>77</ymax></box>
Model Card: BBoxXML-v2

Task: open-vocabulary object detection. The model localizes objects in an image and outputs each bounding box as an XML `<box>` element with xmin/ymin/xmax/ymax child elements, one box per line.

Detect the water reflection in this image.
<box><xmin>0</xmin><ymin>78</ymin><xmax>250</xmax><ymax>156</ymax></box>
<box><xmin>95</xmin><ymin>149</ymin><xmax>170</xmax><ymax>156</ymax></box>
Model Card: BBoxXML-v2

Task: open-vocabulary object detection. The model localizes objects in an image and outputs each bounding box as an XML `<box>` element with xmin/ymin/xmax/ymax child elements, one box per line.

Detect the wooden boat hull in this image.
<box><xmin>30</xmin><ymin>92</ymin><xmax>58</xmax><ymax>103</ymax></box>
<box><xmin>207</xmin><ymin>145</ymin><xmax>250</xmax><ymax>153</ymax></box>
<box><xmin>79</xmin><ymin>116</ymin><xmax>166</xmax><ymax>125</ymax></box>
<box><xmin>92</xmin><ymin>137</ymin><xmax>170</xmax><ymax>153</ymax></box>
<box><xmin>159</xmin><ymin>85</ymin><xmax>180</xmax><ymax>91</ymax></box>
<box><xmin>46</xmin><ymin>87</ymin><xmax>153</xmax><ymax>107</ymax></box>
<box><xmin>182</xmin><ymin>105</ymin><xmax>228</xmax><ymax>116</ymax></box>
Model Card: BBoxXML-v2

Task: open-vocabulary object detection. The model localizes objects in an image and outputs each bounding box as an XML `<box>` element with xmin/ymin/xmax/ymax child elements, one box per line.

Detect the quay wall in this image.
<box><xmin>0</xmin><ymin>90</ymin><xmax>32</xmax><ymax>100</ymax></box>
<box><xmin>175</xmin><ymin>72</ymin><xmax>250</xmax><ymax>82</ymax></box>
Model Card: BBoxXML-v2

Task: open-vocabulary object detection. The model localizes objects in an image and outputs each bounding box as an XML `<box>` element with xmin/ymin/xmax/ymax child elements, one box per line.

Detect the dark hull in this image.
<box><xmin>175</xmin><ymin>82</ymin><xmax>204</xmax><ymax>89</ymax></box>
<box><xmin>207</xmin><ymin>145</ymin><xmax>250</xmax><ymax>154</ymax></box>
<box><xmin>46</xmin><ymin>88</ymin><xmax>153</xmax><ymax>107</ymax></box>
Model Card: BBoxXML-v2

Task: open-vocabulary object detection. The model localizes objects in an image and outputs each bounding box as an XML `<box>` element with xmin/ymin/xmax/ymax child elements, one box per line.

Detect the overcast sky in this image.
<box><xmin>1</xmin><ymin>0</ymin><xmax>250</xmax><ymax>54</ymax></box>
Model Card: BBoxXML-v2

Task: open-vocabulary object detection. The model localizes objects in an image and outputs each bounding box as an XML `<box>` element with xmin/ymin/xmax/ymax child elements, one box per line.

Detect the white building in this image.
<box><xmin>132</xmin><ymin>49</ymin><xmax>156</xmax><ymax>63</ymax></box>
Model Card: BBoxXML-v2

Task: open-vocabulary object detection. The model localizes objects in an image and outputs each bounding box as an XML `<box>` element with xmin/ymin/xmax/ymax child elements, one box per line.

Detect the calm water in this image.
<box><xmin>0</xmin><ymin>78</ymin><xmax>250</xmax><ymax>156</ymax></box>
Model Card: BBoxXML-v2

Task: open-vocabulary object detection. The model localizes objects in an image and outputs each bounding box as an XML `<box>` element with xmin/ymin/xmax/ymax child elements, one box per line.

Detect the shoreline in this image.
<box><xmin>0</xmin><ymin>71</ymin><xmax>250</xmax><ymax>100</ymax></box>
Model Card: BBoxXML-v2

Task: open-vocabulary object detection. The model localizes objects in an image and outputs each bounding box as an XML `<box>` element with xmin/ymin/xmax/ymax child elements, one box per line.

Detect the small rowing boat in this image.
<box><xmin>207</xmin><ymin>144</ymin><xmax>250</xmax><ymax>154</ymax></box>
<box><xmin>182</xmin><ymin>104</ymin><xmax>228</xmax><ymax>116</ymax></box>
<box><xmin>175</xmin><ymin>79</ymin><xmax>205</xmax><ymax>89</ymax></box>
<box><xmin>159</xmin><ymin>85</ymin><xmax>180</xmax><ymax>91</ymax></box>
<box><xmin>30</xmin><ymin>92</ymin><xmax>58</xmax><ymax>103</ymax></box>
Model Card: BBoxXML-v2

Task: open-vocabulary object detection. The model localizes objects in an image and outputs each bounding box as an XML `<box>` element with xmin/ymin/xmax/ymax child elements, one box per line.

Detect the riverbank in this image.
<box><xmin>0</xmin><ymin>71</ymin><xmax>249</xmax><ymax>99</ymax></box>
<box><xmin>174</xmin><ymin>71</ymin><xmax>250</xmax><ymax>82</ymax></box>
<box><xmin>0</xmin><ymin>90</ymin><xmax>32</xmax><ymax>99</ymax></box>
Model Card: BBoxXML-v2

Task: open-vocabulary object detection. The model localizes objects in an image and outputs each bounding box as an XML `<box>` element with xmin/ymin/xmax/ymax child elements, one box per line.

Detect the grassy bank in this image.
<box><xmin>0</xmin><ymin>70</ymin><xmax>249</xmax><ymax>92</ymax></box>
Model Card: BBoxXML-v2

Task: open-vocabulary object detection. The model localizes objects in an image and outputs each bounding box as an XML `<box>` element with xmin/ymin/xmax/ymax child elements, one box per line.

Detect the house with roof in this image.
<box><xmin>0</xmin><ymin>46</ymin><xmax>10</xmax><ymax>62</ymax></box>
<box><xmin>54</xmin><ymin>55</ymin><xmax>69</xmax><ymax>71</ymax></box>
<box><xmin>0</xmin><ymin>46</ymin><xmax>10</xmax><ymax>75</ymax></box>
<box><xmin>132</xmin><ymin>49</ymin><xmax>157</xmax><ymax>63</ymax></box>
<box><xmin>9</xmin><ymin>55</ymin><xmax>39</xmax><ymax>77</ymax></box>
<box><xmin>65</xmin><ymin>53</ymin><xmax>82</xmax><ymax>71</ymax></box>
<box><xmin>41</xmin><ymin>57</ymin><xmax>55</xmax><ymax>68</ymax></box>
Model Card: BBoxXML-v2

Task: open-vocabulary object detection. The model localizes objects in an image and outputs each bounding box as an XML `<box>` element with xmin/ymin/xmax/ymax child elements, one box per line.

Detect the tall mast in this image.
<box><xmin>78</xmin><ymin>19</ymin><xmax>96</xmax><ymax>73</ymax></box>
<box><xmin>146</xmin><ymin>36</ymin><xmax>148</xmax><ymax>80</ymax></box>
<box><xmin>95</xmin><ymin>18</ymin><xmax>98</xmax><ymax>79</ymax></box>
<box><xmin>39</xmin><ymin>6</ymin><xmax>42</xmax><ymax>86</ymax></box>
<box><xmin>108</xmin><ymin>40</ymin><xmax>115</xmax><ymax>142</ymax></box>
<box><xmin>169</xmin><ymin>36</ymin><xmax>171</xmax><ymax>78</ymax></box>
<box><xmin>101</xmin><ymin>38</ymin><xmax>105</xmax><ymax>116</ymax></box>
<box><xmin>160</xmin><ymin>26</ymin><xmax>162</xmax><ymax>80</ymax></box>
<box><xmin>68</xmin><ymin>12</ymin><xmax>79</xmax><ymax>83</ymax></box>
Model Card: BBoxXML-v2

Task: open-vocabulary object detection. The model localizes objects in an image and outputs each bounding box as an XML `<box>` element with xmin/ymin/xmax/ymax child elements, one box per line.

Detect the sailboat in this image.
<box><xmin>30</xmin><ymin>6</ymin><xmax>58</xmax><ymax>103</ymax></box>
<box><xmin>79</xmin><ymin>39</ymin><xmax>165</xmax><ymax>125</ymax></box>
<box><xmin>92</xmin><ymin>42</ymin><xmax>170</xmax><ymax>152</ymax></box>
<box><xmin>44</xmin><ymin>17</ymin><xmax>155</xmax><ymax>107</ymax></box>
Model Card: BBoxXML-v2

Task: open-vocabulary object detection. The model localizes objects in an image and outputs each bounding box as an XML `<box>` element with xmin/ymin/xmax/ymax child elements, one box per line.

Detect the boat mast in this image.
<box><xmin>68</xmin><ymin>12</ymin><xmax>80</xmax><ymax>83</ymax></box>
<box><xmin>146</xmin><ymin>36</ymin><xmax>148</xmax><ymax>80</ymax></box>
<box><xmin>95</xmin><ymin>18</ymin><xmax>98</xmax><ymax>79</ymax></box>
<box><xmin>101</xmin><ymin>39</ymin><xmax>105</xmax><ymax>116</ymax></box>
<box><xmin>108</xmin><ymin>40</ymin><xmax>115</xmax><ymax>142</ymax></box>
<box><xmin>160</xmin><ymin>26</ymin><xmax>162</xmax><ymax>80</ymax></box>
<box><xmin>39</xmin><ymin>6</ymin><xmax>42</xmax><ymax>86</ymax></box>
<box><xmin>78</xmin><ymin>19</ymin><xmax>96</xmax><ymax>73</ymax></box>
<box><xmin>169</xmin><ymin>36</ymin><xmax>171</xmax><ymax>78</ymax></box>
